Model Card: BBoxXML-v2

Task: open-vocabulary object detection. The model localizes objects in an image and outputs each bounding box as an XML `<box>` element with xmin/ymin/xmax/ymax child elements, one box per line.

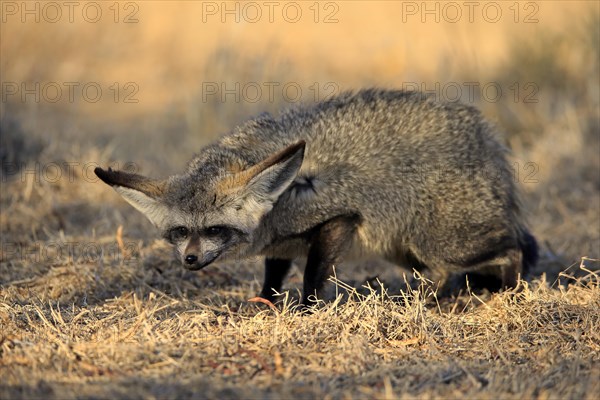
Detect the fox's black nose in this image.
<box><xmin>185</xmin><ymin>255</ymin><xmax>198</xmax><ymax>265</ymax></box>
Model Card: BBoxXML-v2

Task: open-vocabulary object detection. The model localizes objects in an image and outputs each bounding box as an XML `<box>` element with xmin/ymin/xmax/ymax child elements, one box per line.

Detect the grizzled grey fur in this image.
<box><xmin>95</xmin><ymin>89</ymin><xmax>538</xmax><ymax>307</ymax></box>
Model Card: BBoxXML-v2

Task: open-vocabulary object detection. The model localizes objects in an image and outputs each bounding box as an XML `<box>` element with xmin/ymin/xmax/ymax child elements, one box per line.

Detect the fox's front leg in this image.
<box><xmin>301</xmin><ymin>214</ymin><xmax>360</xmax><ymax>307</ymax></box>
<box><xmin>260</xmin><ymin>258</ymin><xmax>292</xmax><ymax>303</ymax></box>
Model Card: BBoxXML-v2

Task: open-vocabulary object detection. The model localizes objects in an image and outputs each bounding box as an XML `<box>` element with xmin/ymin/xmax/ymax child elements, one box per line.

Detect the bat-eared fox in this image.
<box><xmin>95</xmin><ymin>89</ymin><xmax>538</xmax><ymax>307</ymax></box>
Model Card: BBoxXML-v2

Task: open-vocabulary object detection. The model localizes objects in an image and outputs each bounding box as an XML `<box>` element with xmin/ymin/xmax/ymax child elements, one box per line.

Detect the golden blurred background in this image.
<box><xmin>2</xmin><ymin>1</ymin><xmax>595</xmax><ymax>119</ymax></box>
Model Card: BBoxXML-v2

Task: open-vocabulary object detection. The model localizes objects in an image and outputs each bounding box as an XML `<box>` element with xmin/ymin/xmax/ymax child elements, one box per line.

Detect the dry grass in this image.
<box><xmin>1</xmin><ymin>256</ymin><xmax>599</xmax><ymax>399</ymax></box>
<box><xmin>1</xmin><ymin>1</ymin><xmax>599</xmax><ymax>399</ymax></box>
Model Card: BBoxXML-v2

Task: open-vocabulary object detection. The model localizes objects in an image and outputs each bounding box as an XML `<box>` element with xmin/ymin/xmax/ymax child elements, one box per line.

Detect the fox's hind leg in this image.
<box><xmin>301</xmin><ymin>214</ymin><xmax>361</xmax><ymax>307</ymax></box>
<box><xmin>443</xmin><ymin>248</ymin><xmax>523</xmax><ymax>294</ymax></box>
<box><xmin>260</xmin><ymin>258</ymin><xmax>292</xmax><ymax>303</ymax></box>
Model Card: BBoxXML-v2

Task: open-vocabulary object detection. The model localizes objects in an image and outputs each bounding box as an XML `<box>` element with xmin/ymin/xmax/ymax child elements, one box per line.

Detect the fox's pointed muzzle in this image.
<box><xmin>182</xmin><ymin>251</ymin><xmax>220</xmax><ymax>271</ymax></box>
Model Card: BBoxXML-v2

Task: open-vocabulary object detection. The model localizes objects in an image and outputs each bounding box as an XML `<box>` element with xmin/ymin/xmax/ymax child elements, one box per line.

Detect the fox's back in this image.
<box><xmin>214</xmin><ymin>90</ymin><xmax>504</xmax><ymax>184</ymax></box>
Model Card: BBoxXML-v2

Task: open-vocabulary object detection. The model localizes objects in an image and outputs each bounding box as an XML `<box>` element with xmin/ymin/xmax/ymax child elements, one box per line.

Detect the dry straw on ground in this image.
<box><xmin>1</xmin><ymin>253</ymin><xmax>599</xmax><ymax>399</ymax></box>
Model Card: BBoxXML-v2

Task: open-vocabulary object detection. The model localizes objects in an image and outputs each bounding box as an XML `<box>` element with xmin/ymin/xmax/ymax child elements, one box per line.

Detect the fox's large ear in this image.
<box><xmin>245</xmin><ymin>141</ymin><xmax>306</xmax><ymax>203</ymax></box>
<box><xmin>94</xmin><ymin>167</ymin><xmax>169</xmax><ymax>227</ymax></box>
<box><xmin>220</xmin><ymin>141</ymin><xmax>305</xmax><ymax>206</ymax></box>
<box><xmin>245</xmin><ymin>141</ymin><xmax>305</xmax><ymax>202</ymax></box>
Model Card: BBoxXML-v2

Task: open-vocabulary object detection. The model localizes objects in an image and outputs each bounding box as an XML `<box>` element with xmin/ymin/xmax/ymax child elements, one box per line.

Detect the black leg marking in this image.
<box><xmin>301</xmin><ymin>214</ymin><xmax>360</xmax><ymax>307</ymax></box>
<box><xmin>442</xmin><ymin>247</ymin><xmax>524</xmax><ymax>295</ymax></box>
<box><xmin>500</xmin><ymin>248</ymin><xmax>522</xmax><ymax>290</ymax></box>
<box><xmin>259</xmin><ymin>258</ymin><xmax>292</xmax><ymax>303</ymax></box>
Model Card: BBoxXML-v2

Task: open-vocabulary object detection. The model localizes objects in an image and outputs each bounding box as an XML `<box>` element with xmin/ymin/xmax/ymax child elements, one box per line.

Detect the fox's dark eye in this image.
<box><xmin>169</xmin><ymin>226</ymin><xmax>189</xmax><ymax>241</ymax></box>
<box><xmin>205</xmin><ymin>226</ymin><xmax>225</xmax><ymax>236</ymax></box>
